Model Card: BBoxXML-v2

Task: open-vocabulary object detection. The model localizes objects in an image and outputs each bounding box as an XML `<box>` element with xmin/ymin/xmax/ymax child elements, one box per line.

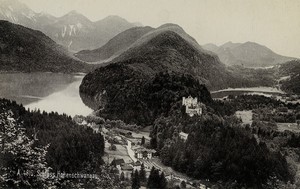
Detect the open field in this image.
<box><xmin>235</xmin><ymin>110</ymin><xmax>253</xmax><ymax>125</ymax></box>
<box><xmin>103</xmin><ymin>141</ymin><xmax>133</xmax><ymax>163</ymax></box>
<box><xmin>131</xmin><ymin>131</ymin><xmax>151</xmax><ymax>141</ymax></box>
<box><xmin>277</xmin><ymin>123</ymin><xmax>300</xmax><ymax>133</ymax></box>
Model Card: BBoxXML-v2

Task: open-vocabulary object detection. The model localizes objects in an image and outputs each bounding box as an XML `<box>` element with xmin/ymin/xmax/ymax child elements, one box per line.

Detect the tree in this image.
<box><xmin>109</xmin><ymin>143</ymin><xmax>117</xmax><ymax>151</ymax></box>
<box><xmin>82</xmin><ymin>164</ymin><xmax>121</xmax><ymax>189</ymax></box>
<box><xmin>132</xmin><ymin>169</ymin><xmax>140</xmax><ymax>189</ymax></box>
<box><xmin>139</xmin><ymin>163</ymin><xmax>146</xmax><ymax>183</ymax></box>
<box><xmin>120</xmin><ymin>172</ymin><xmax>125</xmax><ymax>181</ymax></box>
<box><xmin>160</xmin><ymin>172</ymin><xmax>168</xmax><ymax>189</ymax></box>
<box><xmin>147</xmin><ymin>167</ymin><xmax>160</xmax><ymax>189</ymax></box>
<box><xmin>150</xmin><ymin>137</ymin><xmax>157</xmax><ymax>149</ymax></box>
<box><xmin>141</xmin><ymin>136</ymin><xmax>145</xmax><ymax>145</ymax></box>
<box><xmin>180</xmin><ymin>180</ymin><xmax>187</xmax><ymax>188</ymax></box>
<box><xmin>111</xmin><ymin>158</ymin><xmax>117</xmax><ymax>167</ymax></box>
<box><xmin>0</xmin><ymin>111</ymin><xmax>54</xmax><ymax>188</ymax></box>
<box><xmin>147</xmin><ymin>167</ymin><xmax>155</xmax><ymax>188</ymax></box>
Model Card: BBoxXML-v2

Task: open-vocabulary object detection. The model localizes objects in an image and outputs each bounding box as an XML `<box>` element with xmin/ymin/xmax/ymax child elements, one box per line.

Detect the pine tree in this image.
<box><xmin>150</xmin><ymin>137</ymin><xmax>157</xmax><ymax>149</ymax></box>
<box><xmin>141</xmin><ymin>136</ymin><xmax>145</xmax><ymax>145</ymax></box>
<box><xmin>147</xmin><ymin>166</ymin><xmax>161</xmax><ymax>189</ymax></box>
<box><xmin>180</xmin><ymin>180</ymin><xmax>187</xmax><ymax>188</ymax></box>
<box><xmin>132</xmin><ymin>169</ymin><xmax>140</xmax><ymax>189</ymax></box>
<box><xmin>147</xmin><ymin>167</ymin><xmax>155</xmax><ymax>188</ymax></box>
<box><xmin>131</xmin><ymin>170</ymin><xmax>134</xmax><ymax>181</ymax></box>
<box><xmin>160</xmin><ymin>172</ymin><xmax>168</xmax><ymax>189</ymax></box>
<box><xmin>0</xmin><ymin>111</ymin><xmax>54</xmax><ymax>188</ymax></box>
<box><xmin>77</xmin><ymin>164</ymin><xmax>120</xmax><ymax>189</ymax></box>
<box><xmin>139</xmin><ymin>163</ymin><xmax>146</xmax><ymax>183</ymax></box>
<box><xmin>120</xmin><ymin>172</ymin><xmax>125</xmax><ymax>181</ymax></box>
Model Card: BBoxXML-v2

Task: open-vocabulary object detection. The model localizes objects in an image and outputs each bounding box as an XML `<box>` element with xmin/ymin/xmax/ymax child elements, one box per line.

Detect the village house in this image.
<box><xmin>132</xmin><ymin>147</ymin><xmax>156</xmax><ymax>159</ymax></box>
<box><xmin>111</xmin><ymin>158</ymin><xmax>125</xmax><ymax>170</ymax></box>
<box><xmin>111</xmin><ymin>158</ymin><xmax>135</xmax><ymax>178</ymax></box>
<box><xmin>179</xmin><ymin>131</ymin><xmax>189</xmax><ymax>141</ymax></box>
<box><xmin>131</xmin><ymin>160</ymin><xmax>142</xmax><ymax>169</ymax></box>
<box><xmin>115</xmin><ymin>128</ymin><xmax>132</xmax><ymax>137</ymax></box>
<box><xmin>121</xmin><ymin>164</ymin><xmax>135</xmax><ymax>178</ymax></box>
<box><xmin>121</xmin><ymin>164</ymin><xmax>134</xmax><ymax>172</ymax></box>
<box><xmin>182</xmin><ymin>96</ymin><xmax>203</xmax><ymax>117</ymax></box>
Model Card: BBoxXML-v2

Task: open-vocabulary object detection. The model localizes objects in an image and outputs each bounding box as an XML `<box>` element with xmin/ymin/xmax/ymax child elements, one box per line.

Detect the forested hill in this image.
<box><xmin>0</xmin><ymin>20</ymin><xmax>93</xmax><ymax>73</ymax></box>
<box><xmin>111</xmin><ymin>31</ymin><xmax>231</xmax><ymax>90</ymax></box>
<box><xmin>80</xmin><ymin>67</ymin><xmax>212</xmax><ymax>126</ymax></box>
<box><xmin>278</xmin><ymin>59</ymin><xmax>300</xmax><ymax>94</ymax></box>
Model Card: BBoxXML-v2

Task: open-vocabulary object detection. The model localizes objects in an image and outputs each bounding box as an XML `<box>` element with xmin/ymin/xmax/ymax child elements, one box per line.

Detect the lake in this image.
<box><xmin>0</xmin><ymin>72</ymin><xmax>92</xmax><ymax>117</ymax></box>
<box><xmin>211</xmin><ymin>87</ymin><xmax>285</xmax><ymax>99</ymax></box>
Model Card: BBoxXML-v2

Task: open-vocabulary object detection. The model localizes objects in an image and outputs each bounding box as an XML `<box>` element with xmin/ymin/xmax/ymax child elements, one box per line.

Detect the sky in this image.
<box><xmin>19</xmin><ymin>0</ymin><xmax>300</xmax><ymax>58</ymax></box>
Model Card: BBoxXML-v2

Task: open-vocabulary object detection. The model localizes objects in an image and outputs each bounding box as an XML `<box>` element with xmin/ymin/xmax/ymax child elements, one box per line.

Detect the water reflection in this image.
<box><xmin>26</xmin><ymin>79</ymin><xmax>92</xmax><ymax>117</ymax></box>
<box><xmin>0</xmin><ymin>73</ymin><xmax>92</xmax><ymax>117</ymax></box>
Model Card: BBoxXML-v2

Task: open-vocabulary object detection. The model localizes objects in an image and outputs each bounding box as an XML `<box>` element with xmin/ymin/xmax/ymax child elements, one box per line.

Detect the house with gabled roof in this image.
<box><xmin>132</xmin><ymin>146</ymin><xmax>156</xmax><ymax>159</ymax></box>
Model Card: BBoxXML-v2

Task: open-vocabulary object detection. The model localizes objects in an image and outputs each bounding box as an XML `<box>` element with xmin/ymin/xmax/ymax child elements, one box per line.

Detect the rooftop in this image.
<box><xmin>132</xmin><ymin>146</ymin><xmax>156</xmax><ymax>153</ymax></box>
<box><xmin>121</xmin><ymin>165</ymin><xmax>134</xmax><ymax>171</ymax></box>
<box><xmin>111</xmin><ymin>158</ymin><xmax>125</xmax><ymax>165</ymax></box>
<box><xmin>179</xmin><ymin>132</ymin><xmax>188</xmax><ymax>137</ymax></box>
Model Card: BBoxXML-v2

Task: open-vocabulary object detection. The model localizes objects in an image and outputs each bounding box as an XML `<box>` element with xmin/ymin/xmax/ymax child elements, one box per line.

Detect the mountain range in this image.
<box><xmin>0</xmin><ymin>20</ymin><xmax>91</xmax><ymax>72</ymax></box>
<box><xmin>202</xmin><ymin>41</ymin><xmax>294</xmax><ymax>67</ymax></box>
<box><xmin>0</xmin><ymin>0</ymin><xmax>138</xmax><ymax>52</ymax></box>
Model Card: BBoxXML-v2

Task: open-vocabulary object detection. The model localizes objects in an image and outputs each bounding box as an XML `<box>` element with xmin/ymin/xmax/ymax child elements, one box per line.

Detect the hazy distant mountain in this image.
<box><xmin>202</xmin><ymin>41</ymin><xmax>294</xmax><ymax>67</ymax></box>
<box><xmin>75</xmin><ymin>26</ymin><xmax>154</xmax><ymax>62</ymax></box>
<box><xmin>0</xmin><ymin>0</ymin><xmax>38</xmax><ymax>27</ymax></box>
<box><xmin>0</xmin><ymin>0</ymin><xmax>138</xmax><ymax>51</ymax></box>
<box><xmin>0</xmin><ymin>20</ymin><xmax>90</xmax><ymax>72</ymax></box>
<box><xmin>75</xmin><ymin>23</ymin><xmax>213</xmax><ymax>62</ymax></box>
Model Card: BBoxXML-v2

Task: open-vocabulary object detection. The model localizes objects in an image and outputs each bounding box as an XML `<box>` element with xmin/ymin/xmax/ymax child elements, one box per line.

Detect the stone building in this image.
<box><xmin>182</xmin><ymin>96</ymin><xmax>203</xmax><ymax>117</ymax></box>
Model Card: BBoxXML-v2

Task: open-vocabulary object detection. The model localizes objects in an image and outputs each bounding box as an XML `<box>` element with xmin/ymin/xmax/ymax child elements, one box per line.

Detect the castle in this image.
<box><xmin>182</xmin><ymin>96</ymin><xmax>202</xmax><ymax>117</ymax></box>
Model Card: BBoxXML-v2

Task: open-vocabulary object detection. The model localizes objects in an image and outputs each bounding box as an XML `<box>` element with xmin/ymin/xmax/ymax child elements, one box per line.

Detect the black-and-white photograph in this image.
<box><xmin>0</xmin><ymin>0</ymin><xmax>300</xmax><ymax>188</ymax></box>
